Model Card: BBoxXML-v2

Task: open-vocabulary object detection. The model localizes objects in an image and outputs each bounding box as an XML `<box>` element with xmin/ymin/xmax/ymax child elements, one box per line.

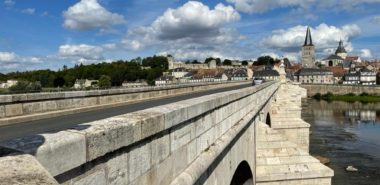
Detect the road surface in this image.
<box><xmin>0</xmin><ymin>83</ymin><xmax>251</xmax><ymax>142</ymax></box>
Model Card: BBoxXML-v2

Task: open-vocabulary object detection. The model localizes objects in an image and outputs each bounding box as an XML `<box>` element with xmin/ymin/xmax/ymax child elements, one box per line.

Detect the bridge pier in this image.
<box><xmin>256</xmin><ymin>83</ymin><xmax>334</xmax><ymax>185</ymax></box>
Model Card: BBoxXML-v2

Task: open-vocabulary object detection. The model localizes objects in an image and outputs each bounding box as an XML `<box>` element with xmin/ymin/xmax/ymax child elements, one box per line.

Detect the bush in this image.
<box><xmin>9</xmin><ymin>81</ymin><xmax>42</xmax><ymax>93</ymax></box>
<box><xmin>360</xmin><ymin>92</ymin><xmax>370</xmax><ymax>96</ymax></box>
<box><xmin>314</xmin><ymin>93</ymin><xmax>322</xmax><ymax>100</ymax></box>
<box><xmin>98</xmin><ymin>75</ymin><xmax>112</xmax><ymax>89</ymax></box>
<box><xmin>345</xmin><ymin>93</ymin><xmax>356</xmax><ymax>96</ymax></box>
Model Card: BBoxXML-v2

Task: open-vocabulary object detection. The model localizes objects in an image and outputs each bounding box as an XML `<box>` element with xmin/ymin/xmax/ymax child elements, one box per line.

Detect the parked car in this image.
<box><xmin>252</xmin><ymin>77</ymin><xmax>264</xmax><ymax>86</ymax></box>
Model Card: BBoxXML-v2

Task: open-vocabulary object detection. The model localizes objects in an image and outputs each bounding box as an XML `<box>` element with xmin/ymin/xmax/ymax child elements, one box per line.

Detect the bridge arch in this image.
<box><xmin>230</xmin><ymin>161</ymin><xmax>254</xmax><ymax>185</ymax></box>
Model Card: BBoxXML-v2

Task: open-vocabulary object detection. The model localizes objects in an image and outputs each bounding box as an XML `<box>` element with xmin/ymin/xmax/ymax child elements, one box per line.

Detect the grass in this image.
<box><xmin>313</xmin><ymin>92</ymin><xmax>380</xmax><ymax>103</ymax></box>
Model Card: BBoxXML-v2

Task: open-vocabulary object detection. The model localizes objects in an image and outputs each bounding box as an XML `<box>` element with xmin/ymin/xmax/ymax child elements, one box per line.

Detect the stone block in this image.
<box><xmin>42</xmin><ymin>101</ymin><xmax>58</xmax><ymax>112</ymax></box>
<box><xmin>56</xmin><ymin>99</ymin><xmax>74</xmax><ymax>110</ymax></box>
<box><xmin>106</xmin><ymin>152</ymin><xmax>129</xmax><ymax>185</ymax></box>
<box><xmin>170</xmin><ymin>123</ymin><xmax>194</xmax><ymax>152</ymax></box>
<box><xmin>12</xmin><ymin>94</ymin><xmax>27</xmax><ymax>102</ymax></box>
<box><xmin>0</xmin><ymin>154</ymin><xmax>59</xmax><ymax>185</ymax></box>
<box><xmin>0</xmin><ymin>131</ymin><xmax>86</xmax><ymax>176</ymax></box>
<box><xmin>151</xmin><ymin>135</ymin><xmax>170</xmax><ymax>166</ymax></box>
<box><xmin>72</xmin><ymin>117</ymin><xmax>141</xmax><ymax>161</ymax></box>
<box><xmin>5</xmin><ymin>104</ymin><xmax>23</xmax><ymax>117</ymax></box>
<box><xmin>128</xmin><ymin>143</ymin><xmax>151</xmax><ymax>182</ymax></box>
<box><xmin>0</xmin><ymin>105</ymin><xmax>5</xmax><ymax>118</ymax></box>
<box><xmin>73</xmin><ymin>169</ymin><xmax>107</xmax><ymax>185</ymax></box>
<box><xmin>22</xmin><ymin>102</ymin><xmax>43</xmax><ymax>115</ymax></box>
<box><xmin>0</xmin><ymin>95</ymin><xmax>12</xmax><ymax>103</ymax></box>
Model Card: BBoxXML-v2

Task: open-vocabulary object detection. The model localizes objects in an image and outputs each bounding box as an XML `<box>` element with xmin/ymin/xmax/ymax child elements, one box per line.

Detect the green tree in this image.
<box><xmin>98</xmin><ymin>75</ymin><xmax>112</xmax><ymax>89</ymax></box>
<box><xmin>223</xmin><ymin>59</ymin><xmax>232</xmax><ymax>65</ymax></box>
<box><xmin>242</xmin><ymin>61</ymin><xmax>249</xmax><ymax>66</ymax></box>
<box><xmin>255</xmin><ymin>56</ymin><xmax>275</xmax><ymax>66</ymax></box>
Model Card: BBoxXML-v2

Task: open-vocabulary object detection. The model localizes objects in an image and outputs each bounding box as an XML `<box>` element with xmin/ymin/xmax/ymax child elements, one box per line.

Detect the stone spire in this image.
<box><xmin>335</xmin><ymin>40</ymin><xmax>347</xmax><ymax>54</ymax></box>
<box><xmin>303</xmin><ymin>27</ymin><xmax>313</xmax><ymax>46</ymax></box>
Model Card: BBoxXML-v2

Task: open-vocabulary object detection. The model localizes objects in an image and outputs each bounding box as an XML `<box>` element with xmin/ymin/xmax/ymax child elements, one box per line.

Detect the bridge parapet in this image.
<box><xmin>0</xmin><ymin>81</ymin><xmax>280</xmax><ymax>185</ymax></box>
<box><xmin>0</xmin><ymin>81</ymin><xmax>248</xmax><ymax>126</ymax></box>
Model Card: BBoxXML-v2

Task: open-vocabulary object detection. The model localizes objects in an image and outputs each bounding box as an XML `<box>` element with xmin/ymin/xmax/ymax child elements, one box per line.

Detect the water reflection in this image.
<box><xmin>303</xmin><ymin>99</ymin><xmax>380</xmax><ymax>185</ymax></box>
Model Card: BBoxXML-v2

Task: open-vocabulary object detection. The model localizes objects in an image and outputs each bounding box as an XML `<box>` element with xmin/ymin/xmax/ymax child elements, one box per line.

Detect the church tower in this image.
<box><xmin>301</xmin><ymin>27</ymin><xmax>316</xmax><ymax>68</ymax></box>
<box><xmin>335</xmin><ymin>40</ymin><xmax>347</xmax><ymax>59</ymax></box>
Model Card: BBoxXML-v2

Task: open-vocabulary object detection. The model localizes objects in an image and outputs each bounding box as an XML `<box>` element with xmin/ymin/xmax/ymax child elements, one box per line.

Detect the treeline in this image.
<box><xmin>0</xmin><ymin>56</ymin><xmax>168</xmax><ymax>88</ymax></box>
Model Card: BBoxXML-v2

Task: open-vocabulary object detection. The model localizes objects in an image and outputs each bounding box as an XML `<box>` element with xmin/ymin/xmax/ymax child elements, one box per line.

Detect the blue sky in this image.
<box><xmin>1</xmin><ymin>0</ymin><xmax>380</xmax><ymax>73</ymax></box>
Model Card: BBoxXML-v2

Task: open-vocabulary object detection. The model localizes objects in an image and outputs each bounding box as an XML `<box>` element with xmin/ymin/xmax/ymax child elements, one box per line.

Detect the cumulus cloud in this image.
<box><xmin>122</xmin><ymin>1</ymin><xmax>241</xmax><ymax>60</ymax></box>
<box><xmin>0</xmin><ymin>51</ymin><xmax>46</xmax><ymax>72</ymax></box>
<box><xmin>260</xmin><ymin>23</ymin><xmax>361</xmax><ymax>53</ymax></box>
<box><xmin>227</xmin><ymin>0</ymin><xmax>380</xmax><ymax>13</ymax></box>
<box><xmin>21</xmin><ymin>8</ymin><xmax>35</xmax><ymax>15</ymax></box>
<box><xmin>0</xmin><ymin>52</ymin><xmax>17</xmax><ymax>62</ymax></box>
<box><xmin>58</xmin><ymin>44</ymin><xmax>104</xmax><ymax>62</ymax></box>
<box><xmin>360</xmin><ymin>49</ymin><xmax>373</xmax><ymax>58</ymax></box>
<box><xmin>63</xmin><ymin>0</ymin><xmax>125</xmax><ymax>31</ymax></box>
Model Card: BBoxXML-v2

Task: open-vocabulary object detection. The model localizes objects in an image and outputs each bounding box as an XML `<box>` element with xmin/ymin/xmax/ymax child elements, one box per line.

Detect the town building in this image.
<box><xmin>295</xmin><ymin>68</ymin><xmax>334</xmax><ymax>84</ymax></box>
<box><xmin>171</xmin><ymin>68</ymin><xmax>189</xmax><ymax>79</ymax></box>
<box><xmin>301</xmin><ymin>27</ymin><xmax>316</xmax><ymax>68</ymax></box>
<box><xmin>122</xmin><ymin>80</ymin><xmax>148</xmax><ymax>88</ymax></box>
<box><xmin>155</xmin><ymin>76</ymin><xmax>176</xmax><ymax>86</ymax></box>
<box><xmin>73</xmin><ymin>79</ymin><xmax>98</xmax><ymax>89</ymax></box>
<box><xmin>253</xmin><ymin>66</ymin><xmax>280</xmax><ymax>81</ymax></box>
<box><xmin>360</xmin><ymin>68</ymin><xmax>377</xmax><ymax>85</ymax></box>
<box><xmin>0</xmin><ymin>80</ymin><xmax>18</xmax><ymax>88</ymax></box>
<box><xmin>323</xmin><ymin>55</ymin><xmax>344</xmax><ymax>67</ymax></box>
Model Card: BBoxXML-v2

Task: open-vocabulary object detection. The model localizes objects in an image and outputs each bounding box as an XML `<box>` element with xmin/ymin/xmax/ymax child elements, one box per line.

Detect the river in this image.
<box><xmin>302</xmin><ymin>99</ymin><xmax>380</xmax><ymax>185</ymax></box>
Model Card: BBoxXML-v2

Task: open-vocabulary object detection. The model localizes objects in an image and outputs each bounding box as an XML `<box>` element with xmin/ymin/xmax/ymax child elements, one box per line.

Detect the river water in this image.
<box><xmin>302</xmin><ymin>99</ymin><xmax>380</xmax><ymax>185</ymax></box>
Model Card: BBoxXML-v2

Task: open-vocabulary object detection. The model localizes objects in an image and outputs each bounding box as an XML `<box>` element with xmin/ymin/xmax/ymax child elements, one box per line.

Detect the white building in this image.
<box><xmin>73</xmin><ymin>79</ymin><xmax>98</xmax><ymax>89</ymax></box>
<box><xmin>0</xmin><ymin>80</ymin><xmax>18</xmax><ymax>88</ymax></box>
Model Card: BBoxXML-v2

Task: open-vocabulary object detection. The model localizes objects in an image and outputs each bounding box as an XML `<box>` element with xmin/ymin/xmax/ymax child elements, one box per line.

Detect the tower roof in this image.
<box><xmin>335</xmin><ymin>40</ymin><xmax>347</xmax><ymax>54</ymax></box>
<box><xmin>303</xmin><ymin>27</ymin><xmax>313</xmax><ymax>46</ymax></box>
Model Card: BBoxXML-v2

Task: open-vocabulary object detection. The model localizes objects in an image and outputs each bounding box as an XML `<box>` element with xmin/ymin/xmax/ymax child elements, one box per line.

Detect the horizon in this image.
<box><xmin>1</xmin><ymin>0</ymin><xmax>380</xmax><ymax>73</ymax></box>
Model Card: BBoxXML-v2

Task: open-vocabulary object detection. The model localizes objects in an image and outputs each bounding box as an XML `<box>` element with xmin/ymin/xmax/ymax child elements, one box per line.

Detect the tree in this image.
<box><xmin>255</xmin><ymin>56</ymin><xmax>275</xmax><ymax>66</ymax></box>
<box><xmin>98</xmin><ymin>75</ymin><xmax>111</xmax><ymax>89</ymax></box>
<box><xmin>223</xmin><ymin>59</ymin><xmax>232</xmax><ymax>65</ymax></box>
<box><xmin>53</xmin><ymin>77</ymin><xmax>65</xmax><ymax>87</ymax></box>
<box><xmin>242</xmin><ymin>61</ymin><xmax>249</xmax><ymax>66</ymax></box>
<box><xmin>191</xmin><ymin>60</ymin><xmax>200</xmax><ymax>64</ymax></box>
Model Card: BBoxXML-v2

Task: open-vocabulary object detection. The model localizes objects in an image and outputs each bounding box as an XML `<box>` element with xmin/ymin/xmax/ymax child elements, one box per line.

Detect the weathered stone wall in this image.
<box><xmin>0</xmin><ymin>81</ymin><xmax>248</xmax><ymax>125</ymax></box>
<box><xmin>0</xmin><ymin>81</ymin><xmax>280</xmax><ymax>185</ymax></box>
<box><xmin>301</xmin><ymin>84</ymin><xmax>380</xmax><ymax>96</ymax></box>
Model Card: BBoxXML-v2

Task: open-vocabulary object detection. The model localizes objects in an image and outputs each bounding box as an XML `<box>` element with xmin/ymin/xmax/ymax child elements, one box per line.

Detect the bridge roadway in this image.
<box><xmin>0</xmin><ymin>83</ymin><xmax>251</xmax><ymax>142</ymax></box>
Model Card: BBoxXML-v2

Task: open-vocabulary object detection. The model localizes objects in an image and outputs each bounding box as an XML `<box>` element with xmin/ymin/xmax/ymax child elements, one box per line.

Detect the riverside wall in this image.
<box><xmin>300</xmin><ymin>84</ymin><xmax>380</xmax><ymax>97</ymax></box>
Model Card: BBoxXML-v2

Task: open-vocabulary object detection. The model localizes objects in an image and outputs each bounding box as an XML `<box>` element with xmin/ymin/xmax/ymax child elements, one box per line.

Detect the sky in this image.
<box><xmin>1</xmin><ymin>0</ymin><xmax>380</xmax><ymax>73</ymax></box>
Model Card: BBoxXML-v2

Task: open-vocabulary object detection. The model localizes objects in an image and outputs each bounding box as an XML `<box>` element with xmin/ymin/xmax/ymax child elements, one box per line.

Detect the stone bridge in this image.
<box><xmin>0</xmin><ymin>81</ymin><xmax>333</xmax><ymax>185</ymax></box>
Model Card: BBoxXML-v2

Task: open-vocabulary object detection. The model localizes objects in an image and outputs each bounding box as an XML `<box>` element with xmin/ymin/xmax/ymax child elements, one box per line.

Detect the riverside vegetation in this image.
<box><xmin>313</xmin><ymin>92</ymin><xmax>380</xmax><ymax>103</ymax></box>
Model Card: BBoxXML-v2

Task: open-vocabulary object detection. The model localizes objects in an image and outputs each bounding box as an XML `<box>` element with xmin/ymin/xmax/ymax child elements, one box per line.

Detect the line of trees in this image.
<box><xmin>1</xmin><ymin>56</ymin><xmax>168</xmax><ymax>88</ymax></box>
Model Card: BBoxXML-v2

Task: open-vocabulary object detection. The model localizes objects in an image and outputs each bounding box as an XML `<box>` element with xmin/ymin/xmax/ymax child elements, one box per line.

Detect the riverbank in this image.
<box><xmin>313</xmin><ymin>92</ymin><xmax>380</xmax><ymax>103</ymax></box>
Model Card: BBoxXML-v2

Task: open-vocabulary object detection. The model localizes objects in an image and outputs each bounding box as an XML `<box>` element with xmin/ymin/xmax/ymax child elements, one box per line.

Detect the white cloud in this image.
<box><xmin>227</xmin><ymin>0</ymin><xmax>380</xmax><ymax>13</ymax></box>
<box><xmin>360</xmin><ymin>49</ymin><xmax>373</xmax><ymax>58</ymax></box>
<box><xmin>0</xmin><ymin>52</ymin><xmax>16</xmax><ymax>62</ymax></box>
<box><xmin>58</xmin><ymin>44</ymin><xmax>104</xmax><ymax>61</ymax></box>
<box><xmin>372</xmin><ymin>15</ymin><xmax>380</xmax><ymax>24</ymax></box>
<box><xmin>4</xmin><ymin>0</ymin><xmax>14</xmax><ymax>7</ymax></box>
<box><xmin>260</xmin><ymin>23</ymin><xmax>361</xmax><ymax>52</ymax></box>
<box><xmin>21</xmin><ymin>8</ymin><xmax>35</xmax><ymax>15</ymax></box>
<box><xmin>63</xmin><ymin>0</ymin><xmax>125</xmax><ymax>31</ymax></box>
<box><xmin>122</xmin><ymin>1</ymin><xmax>242</xmax><ymax>60</ymax></box>
<box><xmin>227</xmin><ymin>0</ymin><xmax>306</xmax><ymax>14</ymax></box>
